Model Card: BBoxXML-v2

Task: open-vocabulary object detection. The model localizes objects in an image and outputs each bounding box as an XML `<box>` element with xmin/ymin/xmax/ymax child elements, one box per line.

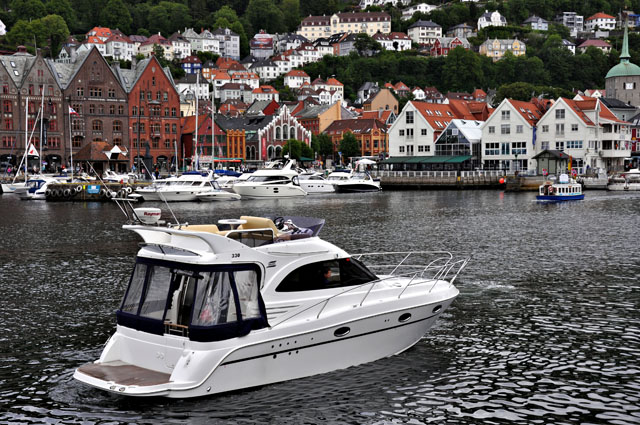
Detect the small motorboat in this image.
<box><xmin>103</xmin><ymin>170</ymin><xmax>136</xmax><ymax>184</ymax></box>
<box><xmin>15</xmin><ymin>177</ymin><xmax>60</xmax><ymax>200</ymax></box>
<box><xmin>333</xmin><ymin>172</ymin><xmax>382</xmax><ymax>193</ymax></box>
<box><xmin>196</xmin><ymin>180</ymin><xmax>241</xmax><ymax>201</ymax></box>
<box><xmin>537</xmin><ymin>174</ymin><xmax>584</xmax><ymax>201</ymax></box>
<box><xmin>298</xmin><ymin>171</ymin><xmax>335</xmax><ymax>194</ymax></box>
<box><xmin>73</xmin><ymin>209</ymin><xmax>468</xmax><ymax>398</ymax></box>
<box><xmin>607</xmin><ymin>169</ymin><xmax>640</xmax><ymax>191</ymax></box>
<box><xmin>136</xmin><ymin>170</ymin><xmax>216</xmax><ymax>202</ymax></box>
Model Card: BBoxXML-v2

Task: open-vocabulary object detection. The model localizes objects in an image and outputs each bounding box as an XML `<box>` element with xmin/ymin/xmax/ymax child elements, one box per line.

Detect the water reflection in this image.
<box><xmin>0</xmin><ymin>190</ymin><xmax>639</xmax><ymax>424</ymax></box>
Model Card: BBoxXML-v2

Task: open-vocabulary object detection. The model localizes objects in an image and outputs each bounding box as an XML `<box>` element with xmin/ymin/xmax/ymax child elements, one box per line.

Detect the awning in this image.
<box><xmin>381</xmin><ymin>155</ymin><xmax>472</xmax><ymax>164</ymax></box>
<box><xmin>299</xmin><ymin>156</ymin><xmax>314</xmax><ymax>161</ymax></box>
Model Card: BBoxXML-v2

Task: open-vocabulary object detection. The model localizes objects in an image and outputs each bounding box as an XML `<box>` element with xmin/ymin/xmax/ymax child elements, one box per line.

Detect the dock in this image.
<box><xmin>372</xmin><ymin>170</ymin><xmax>505</xmax><ymax>190</ymax></box>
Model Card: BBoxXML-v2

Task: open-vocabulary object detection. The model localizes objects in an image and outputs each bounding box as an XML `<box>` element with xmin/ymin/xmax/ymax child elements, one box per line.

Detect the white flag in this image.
<box><xmin>27</xmin><ymin>143</ymin><xmax>39</xmax><ymax>157</ymax></box>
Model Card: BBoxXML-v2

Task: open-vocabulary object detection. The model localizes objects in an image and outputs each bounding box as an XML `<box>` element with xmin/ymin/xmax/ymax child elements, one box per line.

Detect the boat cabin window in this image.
<box><xmin>117</xmin><ymin>260</ymin><xmax>268</xmax><ymax>342</ymax></box>
<box><xmin>275</xmin><ymin>258</ymin><xmax>377</xmax><ymax>292</ymax></box>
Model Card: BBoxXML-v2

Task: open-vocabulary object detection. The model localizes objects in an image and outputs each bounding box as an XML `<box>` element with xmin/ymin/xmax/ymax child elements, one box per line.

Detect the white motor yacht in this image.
<box><xmin>298</xmin><ymin>171</ymin><xmax>335</xmax><ymax>193</ymax></box>
<box><xmin>73</xmin><ymin>210</ymin><xmax>468</xmax><ymax>398</ymax></box>
<box><xmin>196</xmin><ymin>180</ymin><xmax>241</xmax><ymax>201</ymax></box>
<box><xmin>15</xmin><ymin>177</ymin><xmax>60</xmax><ymax>200</ymax></box>
<box><xmin>607</xmin><ymin>169</ymin><xmax>640</xmax><ymax>191</ymax></box>
<box><xmin>333</xmin><ymin>172</ymin><xmax>382</xmax><ymax>193</ymax></box>
<box><xmin>136</xmin><ymin>170</ymin><xmax>216</xmax><ymax>202</ymax></box>
<box><xmin>232</xmin><ymin>159</ymin><xmax>306</xmax><ymax>198</ymax></box>
<box><xmin>103</xmin><ymin>170</ymin><xmax>137</xmax><ymax>184</ymax></box>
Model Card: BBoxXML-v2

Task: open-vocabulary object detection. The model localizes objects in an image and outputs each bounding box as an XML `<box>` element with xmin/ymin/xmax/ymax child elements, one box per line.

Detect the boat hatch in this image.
<box><xmin>116</xmin><ymin>259</ymin><xmax>269</xmax><ymax>342</ymax></box>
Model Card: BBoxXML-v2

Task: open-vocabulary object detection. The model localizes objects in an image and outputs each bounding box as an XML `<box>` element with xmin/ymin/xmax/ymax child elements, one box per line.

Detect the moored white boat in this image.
<box><xmin>607</xmin><ymin>169</ymin><xmax>640</xmax><ymax>191</ymax></box>
<box><xmin>196</xmin><ymin>180</ymin><xmax>241</xmax><ymax>201</ymax></box>
<box><xmin>15</xmin><ymin>177</ymin><xmax>60</xmax><ymax>200</ymax></box>
<box><xmin>298</xmin><ymin>171</ymin><xmax>335</xmax><ymax>193</ymax></box>
<box><xmin>333</xmin><ymin>172</ymin><xmax>382</xmax><ymax>193</ymax></box>
<box><xmin>232</xmin><ymin>159</ymin><xmax>306</xmax><ymax>198</ymax></box>
<box><xmin>537</xmin><ymin>174</ymin><xmax>584</xmax><ymax>201</ymax></box>
<box><xmin>136</xmin><ymin>170</ymin><xmax>216</xmax><ymax>202</ymax></box>
<box><xmin>73</xmin><ymin>210</ymin><xmax>468</xmax><ymax>398</ymax></box>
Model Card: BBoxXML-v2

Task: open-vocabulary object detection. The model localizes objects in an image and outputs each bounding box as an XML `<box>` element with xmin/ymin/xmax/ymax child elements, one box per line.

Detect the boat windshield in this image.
<box><xmin>247</xmin><ymin>176</ymin><xmax>290</xmax><ymax>183</ymax></box>
<box><xmin>275</xmin><ymin>257</ymin><xmax>377</xmax><ymax>292</ymax></box>
<box><xmin>117</xmin><ymin>259</ymin><xmax>268</xmax><ymax>342</ymax></box>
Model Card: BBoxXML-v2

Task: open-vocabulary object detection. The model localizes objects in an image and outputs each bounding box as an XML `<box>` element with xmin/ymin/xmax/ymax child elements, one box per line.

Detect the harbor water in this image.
<box><xmin>0</xmin><ymin>190</ymin><xmax>639</xmax><ymax>424</ymax></box>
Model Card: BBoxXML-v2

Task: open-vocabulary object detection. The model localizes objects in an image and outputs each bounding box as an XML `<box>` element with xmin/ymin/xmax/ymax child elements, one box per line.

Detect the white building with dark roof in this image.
<box><xmin>477</xmin><ymin>10</ymin><xmax>507</xmax><ymax>30</ymax></box>
<box><xmin>373</xmin><ymin>32</ymin><xmax>412</xmax><ymax>51</ymax></box>
<box><xmin>297</xmin><ymin>12</ymin><xmax>391</xmax><ymax>41</ymax></box>
<box><xmin>402</xmin><ymin>3</ymin><xmax>438</xmax><ymax>20</ymax></box>
<box><xmin>212</xmin><ymin>28</ymin><xmax>241</xmax><ymax>60</ymax></box>
<box><xmin>407</xmin><ymin>20</ymin><xmax>442</xmax><ymax>45</ymax></box>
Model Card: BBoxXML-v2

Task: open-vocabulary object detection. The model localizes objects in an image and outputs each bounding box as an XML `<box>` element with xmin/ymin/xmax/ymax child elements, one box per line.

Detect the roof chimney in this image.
<box><xmin>17</xmin><ymin>45</ymin><xmax>27</xmax><ymax>53</ymax></box>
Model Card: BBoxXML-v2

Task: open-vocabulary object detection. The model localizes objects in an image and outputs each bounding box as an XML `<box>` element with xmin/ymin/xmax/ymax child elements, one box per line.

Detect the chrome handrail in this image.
<box><xmin>270</xmin><ymin>251</ymin><xmax>469</xmax><ymax>328</ymax></box>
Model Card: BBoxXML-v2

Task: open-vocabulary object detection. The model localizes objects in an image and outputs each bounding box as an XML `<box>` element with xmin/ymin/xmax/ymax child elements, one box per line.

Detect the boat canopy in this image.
<box><xmin>116</xmin><ymin>258</ymin><xmax>268</xmax><ymax>342</ymax></box>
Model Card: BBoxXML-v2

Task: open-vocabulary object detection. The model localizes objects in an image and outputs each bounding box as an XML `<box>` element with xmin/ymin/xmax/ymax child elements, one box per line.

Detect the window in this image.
<box><xmin>139</xmin><ymin>90</ymin><xmax>144</xmax><ymax>101</ymax></box>
<box><xmin>399</xmin><ymin>146</ymin><xmax>405</xmax><ymax>152</ymax></box>
<box><xmin>556</xmin><ymin>123</ymin><xmax>564</xmax><ymax>136</ymax></box>
<box><xmin>72</xmin><ymin>119</ymin><xmax>83</xmax><ymax>131</ymax></box>
<box><xmin>516</xmin><ymin>125</ymin><xmax>523</xmax><ymax>134</ymax></box>
<box><xmin>109</xmin><ymin>105</ymin><xmax>115</xmax><ymax>115</ymax></box>
<box><xmin>92</xmin><ymin>120</ymin><xmax>103</xmax><ymax>131</ymax></box>
<box><xmin>2</xmin><ymin>84</ymin><xmax>8</xmax><ymax>94</ymax></box>
<box><xmin>165</xmin><ymin>124</ymin><xmax>170</xmax><ymax>133</ymax></box>
<box><xmin>49</xmin><ymin>120</ymin><xmax>57</xmax><ymax>131</ymax></box>
<box><xmin>89</xmin><ymin>87</ymin><xmax>102</xmax><ymax>97</ymax></box>
<box><xmin>171</xmin><ymin>107</ymin><xmax>177</xmax><ymax>117</ymax></box>
<box><xmin>72</xmin><ymin>135</ymin><xmax>82</xmax><ymax>148</ymax></box>
<box><xmin>555</xmin><ymin>109</ymin><xmax>565</xmax><ymax>119</ymax></box>
<box><xmin>501</xmin><ymin>110</ymin><xmax>510</xmax><ymax>120</ymax></box>
<box><xmin>501</xmin><ymin>142</ymin><xmax>510</xmax><ymax>155</ymax></box>
<box><xmin>566</xmin><ymin>140</ymin><xmax>583</xmax><ymax>149</ymax></box>
<box><xmin>172</xmin><ymin>124</ymin><xmax>177</xmax><ymax>133</ymax></box>
<box><xmin>501</xmin><ymin>124</ymin><xmax>510</xmax><ymax>135</ymax></box>
<box><xmin>165</xmin><ymin>139</ymin><xmax>171</xmax><ymax>149</ymax></box>
<box><xmin>108</xmin><ymin>88</ymin><xmax>116</xmax><ymax>98</ymax></box>
<box><xmin>276</xmin><ymin>258</ymin><xmax>376</xmax><ymax>292</ymax></box>
<box><xmin>164</xmin><ymin>107</ymin><xmax>169</xmax><ymax>116</ymax></box>
<box><xmin>571</xmin><ymin>124</ymin><xmax>578</xmax><ymax>132</ymax></box>
<box><xmin>163</xmin><ymin>92</ymin><xmax>168</xmax><ymax>101</ymax></box>
<box><xmin>488</xmin><ymin>126</ymin><xmax>495</xmax><ymax>134</ymax></box>
<box><xmin>421</xmin><ymin>128</ymin><xmax>427</xmax><ymax>136</ymax></box>
<box><xmin>556</xmin><ymin>141</ymin><xmax>564</xmax><ymax>150</ymax></box>
<box><xmin>113</xmin><ymin>120</ymin><xmax>122</xmax><ymax>131</ymax></box>
<box><xmin>4</xmin><ymin>119</ymin><xmax>12</xmax><ymax>130</ymax></box>
<box><xmin>399</xmin><ymin>129</ymin><xmax>404</xmax><ymax>136</ymax></box>
<box><xmin>542</xmin><ymin>125</ymin><xmax>549</xmax><ymax>133</ymax></box>
<box><xmin>152</xmin><ymin>139</ymin><xmax>159</xmax><ymax>149</ymax></box>
<box><xmin>406</xmin><ymin>128</ymin><xmax>414</xmax><ymax>139</ymax></box>
<box><xmin>98</xmin><ymin>104</ymin><xmax>104</xmax><ymax>114</ymax></box>
<box><xmin>485</xmin><ymin>143</ymin><xmax>499</xmax><ymax>155</ymax></box>
<box><xmin>89</xmin><ymin>104</ymin><xmax>95</xmax><ymax>114</ymax></box>
<box><xmin>512</xmin><ymin>142</ymin><xmax>526</xmax><ymax>155</ymax></box>
<box><xmin>132</xmin><ymin>106</ymin><xmax>137</xmax><ymax>116</ymax></box>
<box><xmin>3</xmin><ymin>100</ymin><xmax>12</xmax><ymax>113</ymax></box>
<box><xmin>405</xmin><ymin>110</ymin><xmax>414</xmax><ymax>124</ymax></box>
<box><xmin>541</xmin><ymin>141</ymin><xmax>549</xmax><ymax>150</ymax></box>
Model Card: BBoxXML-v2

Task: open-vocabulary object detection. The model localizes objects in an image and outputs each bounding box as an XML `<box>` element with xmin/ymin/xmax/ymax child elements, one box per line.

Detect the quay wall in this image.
<box><xmin>45</xmin><ymin>182</ymin><xmax>148</xmax><ymax>202</ymax></box>
<box><xmin>372</xmin><ymin>170</ymin><xmax>506</xmax><ymax>190</ymax></box>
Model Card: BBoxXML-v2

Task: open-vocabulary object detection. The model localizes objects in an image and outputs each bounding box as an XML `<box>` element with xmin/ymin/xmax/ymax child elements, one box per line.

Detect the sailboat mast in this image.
<box><xmin>194</xmin><ymin>73</ymin><xmax>199</xmax><ymax>170</ymax></box>
<box><xmin>39</xmin><ymin>86</ymin><xmax>44</xmax><ymax>172</ymax></box>
<box><xmin>24</xmin><ymin>101</ymin><xmax>28</xmax><ymax>176</ymax></box>
<box><xmin>211</xmin><ymin>93</ymin><xmax>215</xmax><ymax>170</ymax></box>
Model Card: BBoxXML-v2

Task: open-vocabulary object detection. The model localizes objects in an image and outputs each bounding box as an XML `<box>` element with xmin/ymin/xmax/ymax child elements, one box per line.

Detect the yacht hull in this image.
<box><xmin>299</xmin><ymin>181</ymin><xmax>335</xmax><ymax>193</ymax></box>
<box><xmin>607</xmin><ymin>183</ymin><xmax>640</xmax><ymax>191</ymax></box>
<box><xmin>334</xmin><ymin>183</ymin><xmax>381</xmax><ymax>193</ymax></box>
<box><xmin>232</xmin><ymin>184</ymin><xmax>307</xmax><ymax>198</ymax></box>
<box><xmin>73</xmin><ymin>293</ymin><xmax>456</xmax><ymax>398</ymax></box>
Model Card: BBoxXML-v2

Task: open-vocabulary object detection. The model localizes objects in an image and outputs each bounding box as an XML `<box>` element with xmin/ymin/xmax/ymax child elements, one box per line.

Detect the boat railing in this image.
<box><xmin>270</xmin><ymin>251</ymin><xmax>469</xmax><ymax>328</ymax></box>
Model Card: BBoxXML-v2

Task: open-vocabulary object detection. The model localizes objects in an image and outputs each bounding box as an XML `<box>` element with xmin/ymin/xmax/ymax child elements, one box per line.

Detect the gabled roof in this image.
<box><xmin>252</xmin><ymin>85</ymin><xmax>278</xmax><ymax>94</ymax></box>
<box><xmin>410</xmin><ymin>101</ymin><xmax>459</xmax><ymax>130</ymax></box>
<box><xmin>0</xmin><ymin>50</ymin><xmax>36</xmax><ymax>88</ymax></box>
<box><xmin>105</xmin><ymin>33</ymin><xmax>132</xmax><ymax>44</ymax></box>
<box><xmin>220</xmin><ymin>82</ymin><xmax>253</xmax><ymax>91</ymax></box>
<box><xmin>181</xmin><ymin>114</ymin><xmax>225</xmax><ymax>136</ymax></box>
<box><xmin>141</xmin><ymin>34</ymin><xmax>171</xmax><ymax>47</ymax></box>
<box><xmin>294</xmin><ymin>103</ymin><xmax>334</xmax><ymax>119</ymax></box>
<box><xmin>209</xmin><ymin>70</ymin><xmax>231</xmax><ymax>80</ymax></box>
<box><xmin>505</xmin><ymin>99</ymin><xmax>544</xmax><ymax>126</ymax></box>
<box><xmin>578</xmin><ymin>39</ymin><xmax>611</xmax><ymax>48</ymax></box>
<box><xmin>326</xmin><ymin>77</ymin><xmax>343</xmax><ymax>86</ymax></box>
<box><xmin>394</xmin><ymin>81</ymin><xmax>409</xmax><ymax>91</ymax></box>
<box><xmin>181</xmin><ymin>55</ymin><xmax>202</xmax><ymax>64</ymax></box>
<box><xmin>324</xmin><ymin>118</ymin><xmax>387</xmax><ymax>135</ymax></box>
<box><xmin>87</xmin><ymin>27</ymin><xmax>112</xmax><ymax>39</ymax></box>
<box><xmin>361</xmin><ymin>110</ymin><xmax>393</xmax><ymax>123</ymax></box>
<box><xmin>437</xmin><ymin>119</ymin><xmax>483</xmax><ymax>144</ymax></box>
<box><xmin>285</xmin><ymin>69</ymin><xmax>309</xmax><ymax>78</ymax></box>
<box><xmin>586</xmin><ymin>12</ymin><xmax>615</xmax><ymax>21</ymax></box>
<box><xmin>75</xmin><ymin>141</ymin><xmax>127</xmax><ymax>162</ymax></box>
<box><xmin>408</xmin><ymin>20</ymin><xmax>441</xmax><ymax>29</ymax></box>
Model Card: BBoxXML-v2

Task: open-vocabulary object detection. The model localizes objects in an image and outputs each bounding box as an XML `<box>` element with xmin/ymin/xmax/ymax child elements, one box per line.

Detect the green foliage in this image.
<box><xmin>6</xmin><ymin>14</ymin><xmax>69</xmax><ymax>56</ymax></box>
<box><xmin>339</xmin><ymin>132</ymin><xmax>360</xmax><ymax>162</ymax></box>
<box><xmin>244</xmin><ymin>0</ymin><xmax>286</xmax><ymax>34</ymax></box>
<box><xmin>99</xmin><ymin>0</ymin><xmax>132</xmax><ymax>34</ymax></box>
<box><xmin>354</xmin><ymin>33</ymin><xmax>382</xmax><ymax>56</ymax></box>
<box><xmin>311</xmin><ymin>133</ymin><xmax>333</xmax><ymax>159</ymax></box>
<box><xmin>282</xmin><ymin>139</ymin><xmax>312</xmax><ymax>160</ymax></box>
<box><xmin>280</xmin><ymin>0</ymin><xmax>300</xmax><ymax>32</ymax></box>
<box><xmin>493</xmin><ymin>82</ymin><xmax>572</xmax><ymax>105</ymax></box>
<box><xmin>11</xmin><ymin>0</ymin><xmax>46</xmax><ymax>21</ymax></box>
<box><xmin>45</xmin><ymin>0</ymin><xmax>76</xmax><ymax>30</ymax></box>
<box><xmin>195</xmin><ymin>51</ymin><xmax>219</xmax><ymax>64</ymax></box>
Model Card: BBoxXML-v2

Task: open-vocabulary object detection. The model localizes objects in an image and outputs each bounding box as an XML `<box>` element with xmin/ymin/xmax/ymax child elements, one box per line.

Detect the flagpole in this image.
<box><xmin>68</xmin><ymin>107</ymin><xmax>73</xmax><ymax>181</ymax></box>
<box><xmin>24</xmin><ymin>101</ymin><xmax>28</xmax><ymax>177</ymax></box>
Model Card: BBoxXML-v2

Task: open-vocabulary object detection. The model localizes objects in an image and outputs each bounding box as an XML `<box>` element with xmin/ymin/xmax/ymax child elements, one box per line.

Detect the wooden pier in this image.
<box><xmin>371</xmin><ymin>170</ymin><xmax>506</xmax><ymax>190</ymax></box>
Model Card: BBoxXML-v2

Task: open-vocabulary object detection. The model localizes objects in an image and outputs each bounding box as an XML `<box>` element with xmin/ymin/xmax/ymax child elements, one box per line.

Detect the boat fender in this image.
<box><xmin>125</xmin><ymin>186</ymin><xmax>132</xmax><ymax>194</ymax></box>
<box><xmin>118</xmin><ymin>189</ymin><xmax>126</xmax><ymax>198</ymax></box>
<box><xmin>63</xmin><ymin>188</ymin><xmax>71</xmax><ymax>197</ymax></box>
<box><xmin>45</xmin><ymin>189</ymin><xmax>51</xmax><ymax>197</ymax></box>
<box><xmin>100</xmin><ymin>188</ymin><xmax>107</xmax><ymax>198</ymax></box>
<box><xmin>76</xmin><ymin>185</ymin><xmax>83</xmax><ymax>192</ymax></box>
<box><xmin>55</xmin><ymin>189</ymin><xmax>62</xmax><ymax>197</ymax></box>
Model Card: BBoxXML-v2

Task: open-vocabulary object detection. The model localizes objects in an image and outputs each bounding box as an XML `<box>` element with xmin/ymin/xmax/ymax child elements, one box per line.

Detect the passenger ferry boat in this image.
<box><xmin>73</xmin><ymin>206</ymin><xmax>468</xmax><ymax>398</ymax></box>
<box><xmin>537</xmin><ymin>174</ymin><xmax>584</xmax><ymax>201</ymax></box>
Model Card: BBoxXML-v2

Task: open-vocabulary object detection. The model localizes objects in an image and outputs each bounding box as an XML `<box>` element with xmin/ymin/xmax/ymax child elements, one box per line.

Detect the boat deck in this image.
<box><xmin>78</xmin><ymin>361</ymin><xmax>171</xmax><ymax>386</ymax></box>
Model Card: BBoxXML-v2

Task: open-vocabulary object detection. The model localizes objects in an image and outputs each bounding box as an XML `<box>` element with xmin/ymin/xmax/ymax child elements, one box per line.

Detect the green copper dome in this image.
<box><xmin>606</xmin><ymin>22</ymin><xmax>640</xmax><ymax>78</ymax></box>
<box><xmin>606</xmin><ymin>61</ymin><xmax>640</xmax><ymax>78</ymax></box>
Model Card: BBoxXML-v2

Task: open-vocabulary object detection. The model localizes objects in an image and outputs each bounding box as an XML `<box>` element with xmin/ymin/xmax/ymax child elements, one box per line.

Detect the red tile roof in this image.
<box><xmin>586</xmin><ymin>12</ymin><xmax>615</xmax><ymax>21</ymax></box>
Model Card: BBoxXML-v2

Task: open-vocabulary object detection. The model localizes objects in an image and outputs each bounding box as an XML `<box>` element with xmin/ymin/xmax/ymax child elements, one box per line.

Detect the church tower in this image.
<box><xmin>605</xmin><ymin>19</ymin><xmax>640</xmax><ymax>106</ymax></box>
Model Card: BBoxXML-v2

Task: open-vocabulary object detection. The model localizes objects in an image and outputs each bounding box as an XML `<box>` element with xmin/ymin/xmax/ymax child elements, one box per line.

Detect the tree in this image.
<box><xmin>339</xmin><ymin>132</ymin><xmax>360</xmax><ymax>163</ymax></box>
<box><xmin>39</xmin><ymin>14</ymin><xmax>70</xmax><ymax>56</ymax></box>
<box><xmin>354</xmin><ymin>33</ymin><xmax>382</xmax><ymax>56</ymax></box>
<box><xmin>147</xmin><ymin>5</ymin><xmax>170</xmax><ymax>35</ymax></box>
<box><xmin>244</xmin><ymin>0</ymin><xmax>286</xmax><ymax>34</ymax></box>
<box><xmin>311</xmin><ymin>133</ymin><xmax>334</xmax><ymax>160</ymax></box>
<box><xmin>45</xmin><ymin>0</ymin><xmax>76</xmax><ymax>29</ymax></box>
<box><xmin>10</xmin><ymin>0</ymin><xmax>46</xmax><ymax>21</ymax></box>
<box><xmin>443</xmin><ymin>47</ymin><xmax>484</xmax><ymax>92</ymax></box>
<box><xmin>99</xmin><ymin>0</ymin><xmax>132</xmax><ymax>34</ymax></box>
<box><xmin>282</xmin><ymin>139</ymin><xmax>312</xmax><ymax>160</ymax></box>
<box><xmin>280</xmin><ymin>0</ymin><xmax>300</xmax><ymax>32</ymax></box>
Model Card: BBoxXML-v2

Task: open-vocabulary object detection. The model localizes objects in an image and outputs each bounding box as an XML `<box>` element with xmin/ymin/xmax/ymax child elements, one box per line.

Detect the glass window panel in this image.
<box><xmin>140</xmin><ymin>266</ymin><xmax>172</xmax><ymax>320</ymax></box>
<box><xmin>192</xmin><ymin>272</ymin><xmax>235</xmax><ymax>326</ymax></box>
<box><xmin>121</xmin><ymin>263</ymin><xmax>147</xmax><ymax>314</ymax></box>
<box><xmin>234</xmin><ymin>270</ymin><xmax>260</xmax><ymax>319</ymax></box>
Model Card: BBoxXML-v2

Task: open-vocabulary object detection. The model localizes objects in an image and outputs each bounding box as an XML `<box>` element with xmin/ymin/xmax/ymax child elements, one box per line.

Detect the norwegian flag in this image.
<box><xmin>69</xmin><ymin>106</ymin><xmax>79</xmax><ymax>116</ymax></box>
<box><xmin>27</xmin><ymin>143</ymin><xmax>39</xmax><ymax>157</ymax></box>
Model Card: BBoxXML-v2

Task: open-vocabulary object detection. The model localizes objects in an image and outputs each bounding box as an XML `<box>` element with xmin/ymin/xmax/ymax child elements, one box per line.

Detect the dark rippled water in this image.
<box><xmin>0</xmin><ymin>190</ymin><xmax>639</xmax><ymax>424</ymax></box>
